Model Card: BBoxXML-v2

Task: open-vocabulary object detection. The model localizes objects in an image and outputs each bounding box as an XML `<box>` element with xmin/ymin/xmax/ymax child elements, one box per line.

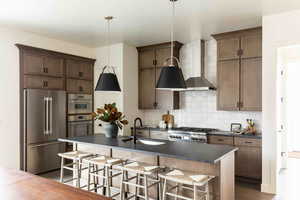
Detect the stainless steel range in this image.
<box><xmin>168</xmin><ymin>127</ymin><xmax>217</xmax><ymax>143</ymax></box>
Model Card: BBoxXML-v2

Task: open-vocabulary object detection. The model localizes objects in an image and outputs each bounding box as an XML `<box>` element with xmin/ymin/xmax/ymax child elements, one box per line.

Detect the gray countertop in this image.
<box><xmin>133</xmin><ymin>127</ymin><xmax>262</xmax><ymax>139</ymax></box>
<box><xmin>59</xmin><ymin>134</ymin><xmax>237</xmax><ymax>164</ymax></box>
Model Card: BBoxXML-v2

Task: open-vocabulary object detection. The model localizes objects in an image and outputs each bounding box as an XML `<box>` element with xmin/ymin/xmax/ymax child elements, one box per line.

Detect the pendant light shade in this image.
<box><xmin>95</xmin><ymin>66</ymin><xmax>121</xmax><ymax>91</ymax></box>
<box><xmin>95</xmin><ymin>16</ymin><xmax>121</xmax><ymax>92</ymax></box>
<box><xmin>156</xmin><ymin>0</ymin><xmax>186</xmax><ymax>90</ymax></box>
<box><xmin>156</xmin><ymin>65</ymin><xmax>186</xmax><ymax>90</ymax></box>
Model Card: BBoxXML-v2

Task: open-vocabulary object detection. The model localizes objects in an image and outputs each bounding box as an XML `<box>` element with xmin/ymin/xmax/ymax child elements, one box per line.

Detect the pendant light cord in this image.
<box><xmin>106</xmin><ymin>18</ymin><xmax>111</xmax><ymax>68</ymax></box>
<box><xmin>170</xmin><ymin>0</ymin><xmax>175</xmax><ymax>66</ymax></box>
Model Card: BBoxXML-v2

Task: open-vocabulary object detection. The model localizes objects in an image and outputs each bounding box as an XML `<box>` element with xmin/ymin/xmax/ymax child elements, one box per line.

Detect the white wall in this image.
<box><xmin>122</xmin><ymin>44</ymin><xmax>139</xmax><ymax>136</ymax></box>
<box><xmin>93</xmin><ymin>43</ymin><xmax>139</xmax><ymax>136</ymax></box>
<box><xmin>262</xmin><ymin>9</ymin><xmax>300</xmax><ymax>194</ymax></box>
<box><xmin>0</xmin><ymin>26</ymin><xmax>94</xmax><ymax>169</ymax></box>
<box><xmin>142</xmin><ymin>39</ymin><xmax>262</xmax><ymax>132</ymax></box>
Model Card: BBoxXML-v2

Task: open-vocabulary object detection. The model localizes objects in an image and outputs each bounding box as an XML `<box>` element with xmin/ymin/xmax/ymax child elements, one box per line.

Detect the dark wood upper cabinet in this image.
<box><xmin>24</xmin><ymin>53</ymin><xmax>64</xmax><ymax>77</ymax></box>
<box><xmin>24</xmin><ymin>75</ymin><xmax>64</xmax><ymax>90</ymax></box>
<box><xmin>66</xmin><ymin>59</ymin><xmax>93</xmax><ymax>80</ymax></box>
<box><xmin>217</xmin><ymin>38</ymin><xmax>240</xmax><ymax>61</ymax></box>
<box><xmin>137</xmin><ymin>42</ymin><xmax>182</xmax><ymax>110</ymax></box>
<box><xmin>241</xmin><ymin>34</ymin><xmax>262</xmax><ymax>59</ymax></box>
<box><xmin>213</xmin><ymin>27</ymin><xmax>262</xmax><ymax>111</ymax></box>
<box><xmin>66</xmin><ymin>79</ymin><xmax>93</xmax><ymax>94</ymax></box>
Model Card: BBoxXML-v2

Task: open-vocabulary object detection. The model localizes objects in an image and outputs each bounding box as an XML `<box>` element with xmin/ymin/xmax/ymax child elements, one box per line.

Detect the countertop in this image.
<box><xmin>59</xmin><ymin>134</ymin><xmax>237</xmax><ymax>164</ymax></box>
<box><xmin>0</xmin><ymin>167</ymin><xmax>108</xmax><ymax>200</ymax></box>
<box><xmin>133</xmin><ymin>127</ymin><xmax>262</xmax><ymax>139</ymax></box>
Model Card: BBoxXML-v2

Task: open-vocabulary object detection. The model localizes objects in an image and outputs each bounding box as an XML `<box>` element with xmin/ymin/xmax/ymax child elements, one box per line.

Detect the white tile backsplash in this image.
<box><xmin>141</xmin><ymin>39</ymin><xmax>262</xmax><ymax>132</ymax></box>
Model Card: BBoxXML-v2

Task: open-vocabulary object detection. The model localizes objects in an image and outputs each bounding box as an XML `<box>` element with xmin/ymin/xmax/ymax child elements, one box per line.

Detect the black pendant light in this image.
<box><xmin>95</xmin><ymin>16</ymin><xmax>121</xmax><ymax>92</ymax></box>
<box><xmin>156</xmin><ymin>0</ymin><xmax>186</xmax><ymax>90</ymax></box>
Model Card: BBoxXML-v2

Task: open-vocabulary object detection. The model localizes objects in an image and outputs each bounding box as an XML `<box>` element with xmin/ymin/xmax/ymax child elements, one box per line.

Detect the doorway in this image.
<box><xmin>278</xmin><ymin>45</ymin><xmax>300</xmax><ymax>169</ymax></box>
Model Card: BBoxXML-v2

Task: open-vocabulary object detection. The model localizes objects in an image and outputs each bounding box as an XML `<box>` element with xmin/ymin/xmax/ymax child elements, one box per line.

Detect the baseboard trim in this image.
<box><xmin>261</xmin><ymin>183</ymin><xmax>276</xmax><ymax>194</ymax></box>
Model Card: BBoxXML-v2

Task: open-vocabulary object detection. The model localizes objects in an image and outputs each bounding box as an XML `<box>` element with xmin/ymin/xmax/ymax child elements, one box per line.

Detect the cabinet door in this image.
<box><xmin>241</xmin><ymin>35</ymin><xmax>262</xmax><ymax>59</ymax></box>
<box><xmin>80</xmin><ymin>62</ymin><xmax>93</xmax><ymax>80</ymax></box>
<box><xmin>66</xmin><ymin>59</ymin><xmax>93</xmax><ymax>80</ymax></box>
<box><xmin>156</xmin><ymin>47</ymin><xmax>171</xmax><ymax>67</ymax></box>
<box><xmin>67</xmin><ymin>79</ymin><xmax>93</xmax><ymax>94</ymax></box>
<box><xmin>240</xmin><ymin>58</ymin><xmax>262</xmax><ymax>111</ymax></box>
<box><xmin>27</xmin><ymin>142</ymin><xmax>65</xmax><ymax>174</ymax></box>
<box><xmin>24</xmin><ymin>53</ymin><xmax>44</xmax><ymax>75</ymax></box>
<box><xmin>43</xmin><ymin>56</ymin><xmax>64</xmax><ymax>77</ymax></box>
<box><xmin>217</xmin><ymin>38</ymin><xmax>240</xmax><ymax>61</ymax></box>
<box><xmin>155</xmin><ymin>67</ymin><xmax>180</xmax><ymax>110</ymax></box>
<box><xmin>217</xmin><ymin>60</ymin><xmax>240</xmax><ymax>110</ymax></box>
<box><xmin>235</xmin><ymin>146</ymin><xmax>262</xmax><ymax>179</ymax></box>
<box><xmin>139</xmin><ymin>49</ymin><xmax>155</xmax><ymax>69</ymax></box>
<box><xmin>24</xmin><ymin>75</ymin><xmax>64</xmax><ymax>90</ymax></box>
<box><xmin>139</xmin><ymin>69</ymin><xmax>156</xmax><ymax>109</ymax></box>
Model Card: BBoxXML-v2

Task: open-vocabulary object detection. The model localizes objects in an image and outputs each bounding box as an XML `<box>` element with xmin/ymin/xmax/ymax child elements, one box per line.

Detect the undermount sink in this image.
<box><xmin>138</xmin><ymin>139</ymin><xmax>166</xmax><ymax>146</ymax></box>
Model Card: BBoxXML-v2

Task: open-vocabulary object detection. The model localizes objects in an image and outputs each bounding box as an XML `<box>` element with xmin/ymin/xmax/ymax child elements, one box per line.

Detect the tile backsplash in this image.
<box><xmin>140</xmin><ymin>39</ymin><xmax>262</xmax><ymax>132</ymax></box>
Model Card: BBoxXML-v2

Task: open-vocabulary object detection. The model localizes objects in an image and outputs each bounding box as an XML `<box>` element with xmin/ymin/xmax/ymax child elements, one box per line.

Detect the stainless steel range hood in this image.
<box><xmin>184</xmin><ymin>40</ymin><xmax>216</xmax><ymax>91</ymax></box>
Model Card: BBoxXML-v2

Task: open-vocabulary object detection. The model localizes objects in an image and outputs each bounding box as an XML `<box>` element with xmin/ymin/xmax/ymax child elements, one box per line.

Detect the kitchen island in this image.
<box><xmin>59</xmin><ymin>134</ymin><xmax>238</xmax><ymax>200</ymax></box>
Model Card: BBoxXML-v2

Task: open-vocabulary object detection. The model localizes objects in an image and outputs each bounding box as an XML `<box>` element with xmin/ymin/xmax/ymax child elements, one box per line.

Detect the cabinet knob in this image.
<box><xmin>79</xmin><ymin>72</ymin><xmax>83</xmax><ymax>77</ymax></box>
<box><xmin>153</xmin><ymin>102</ymin><xmax>158</xmax><ymax>108</ymax></box>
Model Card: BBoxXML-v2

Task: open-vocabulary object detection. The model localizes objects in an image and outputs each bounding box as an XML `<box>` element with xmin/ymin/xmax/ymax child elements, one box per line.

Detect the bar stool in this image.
<box><xmin>159</xmin><ymin>169</ymin><xmax>215</xmax><ymax>200</ymax></box>
<box><xmin>83</xmin><ymin>155</ymin><xmax>124</xmax><ymax>198</ymax></box>
<box><xmin>58</xmin><ymin>151</ymin><xmax>93</xmax><ymax>188</ymax></box>
<box><xmin>119</xmin><ymin>161</ymin><xmax>161</xmax><ymax>200</ymax></box>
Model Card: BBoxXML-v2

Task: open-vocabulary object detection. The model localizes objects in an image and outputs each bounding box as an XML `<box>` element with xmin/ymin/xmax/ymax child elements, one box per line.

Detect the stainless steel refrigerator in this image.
<box><xmin>24</xmin><ymin>89</ymin><xmax>66</xmax><ymax>174</ymax></box>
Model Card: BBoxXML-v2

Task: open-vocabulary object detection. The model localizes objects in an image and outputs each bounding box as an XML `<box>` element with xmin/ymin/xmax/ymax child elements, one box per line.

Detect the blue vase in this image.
<box><xmin>102</xmin><ymin>122</ymin><xmax>119</xmax><ymax>138</ymax></box>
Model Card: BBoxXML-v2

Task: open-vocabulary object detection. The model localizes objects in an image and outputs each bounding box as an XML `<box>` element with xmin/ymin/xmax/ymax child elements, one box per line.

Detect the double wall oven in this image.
<box><xmin>68</xmin><ymin>94</ymin><xmax>93</xmax><ymax>138</ymax></box>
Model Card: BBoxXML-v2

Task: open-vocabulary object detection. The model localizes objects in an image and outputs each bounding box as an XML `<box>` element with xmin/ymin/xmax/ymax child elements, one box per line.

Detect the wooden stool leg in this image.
<box><xmin>175</xmin><ymin>183</ymin><xmax>179</xmax><ymax>200</ymax></box>
<box><xmin>193</xmin><ymin>185</ymin><xmax>197</xmax><ymax>200</ymax></box>
<box><xmin>120</xmin><ymin>170</ymin><xmax>125</xmax><ymax>200</ymax></box>
<box><xmin>135</xmin><ymin>173</ymin><xmax>139</xmax><ymax>200</ymax></box>
<box><xmin>144</xmin><ymin>175</ymin><xmax>149</xmax><ymax>200</ymax></box>
<box><xmin>162</xmin><ymin>178</ymin><xmax>167</xmax><ymax>200</ymax></box>
<box><xmin>59</xmin><ymin>157</ymin><xmax>64</xmax><ymax>183</ymax></box>
<box><xmin>102</xmin><ymin>166</ymin><xmax>106</xmax><ymax>195</ymax></box>
<box><xmin>76</xmin><ymin>160</ymin><xmax>80</xmax><ymax>188</ymax></box>
<box><xmin>87</xmin><ymin>163</ymin><xmax>91</xmax><ymax>191</ymax></box>
<box><xmin>205</xmin><ymin>183</ymin><xmax>210</xmax><ymax>200</ymax></box>
<box><xmin>105</xmin><ymin>166</ymin><xmax>111</xmax><ymax>197</ymax></box>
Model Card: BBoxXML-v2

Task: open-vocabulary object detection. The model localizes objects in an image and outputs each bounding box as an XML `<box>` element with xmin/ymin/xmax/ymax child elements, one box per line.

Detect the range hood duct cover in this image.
<box><xmin>184</xmin><ymin>40</ymin><xmax>216</xmax><ymax>91</ymax></box>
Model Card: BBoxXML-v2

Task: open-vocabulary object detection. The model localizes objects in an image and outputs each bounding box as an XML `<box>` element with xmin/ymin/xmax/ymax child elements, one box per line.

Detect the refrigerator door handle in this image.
<box><xmin>48</xmin><ymin>97</ymin><xmax>53</xmax><ymax>135</ymax></box>
<box><xmin>44</xmin><ymin>97</ymin><xmax>48</xmax><ymax>135</ymax></box>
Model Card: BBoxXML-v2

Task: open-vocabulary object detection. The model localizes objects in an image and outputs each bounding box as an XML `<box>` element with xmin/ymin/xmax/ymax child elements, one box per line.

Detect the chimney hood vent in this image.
<box><xmin>182</xmin><ymin>40</ymin><xmax>216</xmax><ymax>91</ymax></box>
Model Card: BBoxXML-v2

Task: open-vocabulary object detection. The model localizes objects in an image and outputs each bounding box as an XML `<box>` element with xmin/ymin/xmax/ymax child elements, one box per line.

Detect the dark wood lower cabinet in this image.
<box><xmin>67</xmin><ymin>79</ymin><xmax>93</xmax><ymax>94</ymax></box>
<box><xmin>208</xmin><ymin>135</ymin><xmax>262</xmax><ymax>180</ymax></box>
<box><xmin>24</xmin><ymin>75</ymin><xmax>64</xmax><ymax>90</ymax></box>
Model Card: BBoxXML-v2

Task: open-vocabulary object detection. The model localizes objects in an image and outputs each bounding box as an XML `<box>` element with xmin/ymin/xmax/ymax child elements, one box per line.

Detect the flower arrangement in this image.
<box><xmin>92</xmin><ymin>103</ymin><xmax>128</xmax><ymax>129</ymax></box>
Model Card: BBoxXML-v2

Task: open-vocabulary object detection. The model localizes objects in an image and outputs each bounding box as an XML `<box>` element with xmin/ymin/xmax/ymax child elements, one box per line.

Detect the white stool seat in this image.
<box><xmin>120</xmin><ymin>161</ymin><xmax>159</xmax><ymax>175</ymax></box>
<box><xmin>58</xmin><ymin>151</ymin><xmax>93</xmax><ymax>160</ymax></box>
<box><xmin>159</xmin><ymin>169</ymin><xmax>214</xmax><ymax>186</ymax></box>
<box><xmin>83</xmin><ymin>155</ymin><xmax>123</xmax><ymax>167</ymax></box>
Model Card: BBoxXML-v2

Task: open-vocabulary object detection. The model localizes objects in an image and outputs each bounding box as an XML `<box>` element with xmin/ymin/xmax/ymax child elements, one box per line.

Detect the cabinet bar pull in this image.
<box><xmin>245</xmin><ymin>141</ymin><xmax>252</xmax><ymax>144</ymax></box>
<box><xmin>79</xmin><ymin>72</ymin><xmax>83</xmax><ymax>77</ymax></box>
<box><xmin>218</xmin><ymin>139</ymin><xmax>224</xmax><ymax>142</ymax></box>
<box><xmin>43</xmin><ymin>81</ymin><xmax>48</xmax><ymax>88</ymax></box>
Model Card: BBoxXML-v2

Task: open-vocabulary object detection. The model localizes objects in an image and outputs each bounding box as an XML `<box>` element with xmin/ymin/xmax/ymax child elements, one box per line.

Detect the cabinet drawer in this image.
<box><xmin>67</xmin><ymin>79</ymin><xmax>93</xmax><ymax>94</ymax></box>
<box><xmin>27</xmin><ymin>142</ymin><xmax>65</xmax><ymax>174</ymax></box>
<box><xmin>66</xmin><ymin>59</ymin><xmax>93</xmax><ymax>80</ymax></box>
<box><xmin>24</xmin><ymin>53</ymin><xmax>64</xmax><ymax>77</ymax></box>
<box><xmin>208</xmin><ymin>135</ymin><xmax>234</xmax><ymax>145</ymax></box>
<box><xmin>24</xmin><ymin>75</ymin><xmax>64</xmax><ymax>90</ymax></box>
<box><xmin>234</xmin><ymin>137</ymin><xmax>261</xmax><ymax>147</ymax></box>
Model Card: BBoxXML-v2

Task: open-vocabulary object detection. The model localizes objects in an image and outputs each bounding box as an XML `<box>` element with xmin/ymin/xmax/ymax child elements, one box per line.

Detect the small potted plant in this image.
<box><xmin>92</xmin><ymin>103</ymin><xmax>128</xmax><ymax>138</ymax></box>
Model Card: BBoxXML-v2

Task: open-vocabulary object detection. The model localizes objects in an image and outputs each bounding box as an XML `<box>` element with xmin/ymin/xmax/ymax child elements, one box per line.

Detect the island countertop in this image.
<box><xmin>59</xmin><ymin>134</ymin><xmax>237</xmax><ymax>164</ymax></box>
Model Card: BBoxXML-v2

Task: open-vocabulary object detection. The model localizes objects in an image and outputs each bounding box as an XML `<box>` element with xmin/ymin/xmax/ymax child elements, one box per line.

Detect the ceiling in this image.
<box><xmin>1</xmin><ymin>0</ymin><xmax>300</xmax><ymax>47</ymax></box>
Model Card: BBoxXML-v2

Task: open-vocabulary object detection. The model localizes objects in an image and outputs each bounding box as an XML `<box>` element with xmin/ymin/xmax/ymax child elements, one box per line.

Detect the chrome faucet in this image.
<box><xmin>133</xmin><ymin>117</ymin><xmax>143</xmax><ymax>144</ymax></box>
